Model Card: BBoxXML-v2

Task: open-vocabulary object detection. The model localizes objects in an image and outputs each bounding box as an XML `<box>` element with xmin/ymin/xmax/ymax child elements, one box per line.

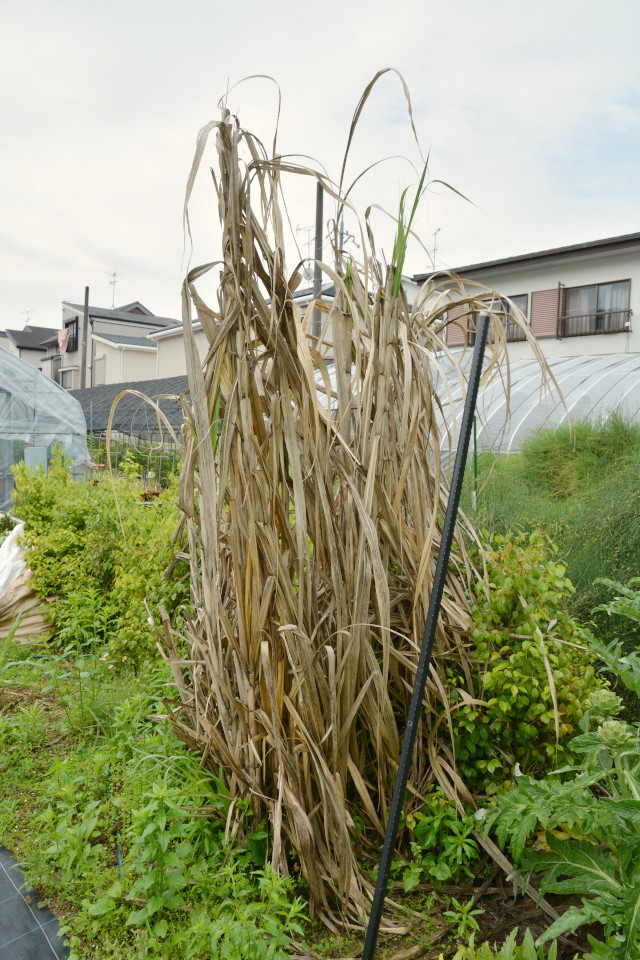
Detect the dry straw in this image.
<box><xmin>160</xmin><ymin>71</ymin><xmax>549</xmax><ymax>927</ymax></box>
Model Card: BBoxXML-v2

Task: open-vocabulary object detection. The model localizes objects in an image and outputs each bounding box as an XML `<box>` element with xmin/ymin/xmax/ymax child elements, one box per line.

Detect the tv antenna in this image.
<box><xmin>432</xmin><ymin>228</ymin><xmax>441</xmax><ymax>268</ymax></box>
<box><xmin>108</xmin><ymin>271</ymin><xmax>122</xmax><ymax>309</ymax></box>
<box><xmin>296</xmin><ymin>224</ymin><xmax>316</xmax><ymax>281</ymax></box>
<box><xmin>21</xmin><ymin>308</ymin><xmax>35</xmax><ymax>326</ymax></box>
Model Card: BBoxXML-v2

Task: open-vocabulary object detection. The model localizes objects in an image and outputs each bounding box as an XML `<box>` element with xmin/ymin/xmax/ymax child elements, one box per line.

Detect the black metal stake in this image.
<box><xmin>361</xmin><ymin>311</ymin><xmax>490</xmax><ymax>960</ymax></box>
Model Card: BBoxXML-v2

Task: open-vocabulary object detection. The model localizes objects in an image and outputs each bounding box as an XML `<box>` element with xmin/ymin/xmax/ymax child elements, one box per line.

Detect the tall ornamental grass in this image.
<box><xmin>161</xmin><ymin>74</ymin><xmax>547</xmax><ymax>925</ymax></box>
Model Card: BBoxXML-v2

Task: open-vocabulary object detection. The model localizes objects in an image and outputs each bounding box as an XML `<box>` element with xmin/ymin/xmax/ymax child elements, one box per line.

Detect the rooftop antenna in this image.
<box><xmin>296</xmin><ymin>223</ymin><xmax>315</xmax><ymax>282</ymax></box>
<box><xmin>338</xmin><ymin>217</ymin><xmax>359</xmax><ymax>252</ymax></box>
<box><xmin>21</xmin><ymin>308</ymin><xmax>34</xmax><ymax>326</ymax></box>
<box><xmin>108</xmin><ymin>271</ymin><xmax>122</xmax><ymax>309</ymax></box>
<box><xmin>432</xmin><ymin>227</ymin><xmax>441</xmax><ymax>269</ymax></box>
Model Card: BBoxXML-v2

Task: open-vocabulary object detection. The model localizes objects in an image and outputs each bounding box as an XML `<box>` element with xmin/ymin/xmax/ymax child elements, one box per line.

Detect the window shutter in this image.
<box><xmin>530</xmin><ymin>289</ymin><xmax>559</xmax><ymax>338</ymax></box>
<box><xmin>446</xmin><ymin>304</ymin><xmax>471</xmax><ymax>346</ymax></box>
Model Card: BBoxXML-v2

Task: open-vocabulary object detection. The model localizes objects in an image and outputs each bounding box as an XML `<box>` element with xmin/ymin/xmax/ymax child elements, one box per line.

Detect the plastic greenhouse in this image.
<box><xmin>318</xmin><ymin>352</ymin><xmax>640</xmax><ymax>464</ymax></box>
<box><xmin>434</xmin><ymin>352</ymin><xmax>640</xmax><ymax>461</ymax></box>
<box><xmin>0</xmin><ymin>350</ymin><xmax>88</xmax><ymax>510</ymax></box>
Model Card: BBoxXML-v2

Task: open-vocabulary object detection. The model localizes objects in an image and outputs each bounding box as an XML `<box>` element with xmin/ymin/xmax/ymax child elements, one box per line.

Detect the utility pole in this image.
<box><xmin>312</xmin><ymin>182</ymin><xmax>323</xmax><ymax>342</ymax></box>
<box><xmin>80</xmin><ymin>286</ymin><xmax>89</xmax><ymax>389</ymax></box>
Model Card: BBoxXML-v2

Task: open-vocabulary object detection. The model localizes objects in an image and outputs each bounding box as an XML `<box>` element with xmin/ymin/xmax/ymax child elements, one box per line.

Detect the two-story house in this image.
<box><xmin>413</xmin><ymin>232</ymin><xmax>639</xmax><ymax>358</ymax></box>
<box><xmin>2</xmin><ymin>325</ymin><xmax>59</xmax><ymax>370</ymax></box>
<box><xmin>40</xmin><ymin>300</ymin><xmax>177</xmax><ymax>388</ymax></box>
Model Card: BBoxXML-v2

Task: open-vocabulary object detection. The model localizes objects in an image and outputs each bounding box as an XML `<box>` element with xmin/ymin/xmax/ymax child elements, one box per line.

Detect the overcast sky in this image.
<box><xmin>2</xmin><ymin>0</ymin><xmax>639</xmax><ymax>331</ymax></box>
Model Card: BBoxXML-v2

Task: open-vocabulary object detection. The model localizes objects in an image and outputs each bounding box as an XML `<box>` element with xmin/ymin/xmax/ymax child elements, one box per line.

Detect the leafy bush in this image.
<box><xmin>479</xmin><ymin>643</ymin><xmax>640</xmax><ymax>959</ymax></box>
<box><xmin>396</xmin><ymin>787</ymin><xmax>479</xmax><ymax>891</ymax></box>
<box><xmin>448</xmin><ymin>531</ymin><xmax>601</xmax><ymax>790</ymax></box>
<box><xmin>12</xmin><ymin>450</ymin><xmax>187</xmax><ymax>663</ymax></box>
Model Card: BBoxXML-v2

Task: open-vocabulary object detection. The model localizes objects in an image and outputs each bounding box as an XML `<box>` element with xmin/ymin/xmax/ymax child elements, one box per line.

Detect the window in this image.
<box><xmin>507</xmin><ymin>294</ymin><xmax>528</xmax><ymax>318</ymax></box>
<box><xmin>65</xmin><ymin>317</ymin><xmax>79</xmax><ymax>352</ymax></box>
<box><xmin>502</xmin><ymin>294</ymin><xmax>528</xmax><ymax>342</ymax></box>
<box><xmin>59</xmin><ymin>370</ymin><xmax>74</xmax><ymax>389</ymax></box>
<box><xmin>560</xmin><ymin>280</ymin><xmax>631</xmax><ymax>337</ymax></box>
<box><xmin>475</xmin><ymin>294</ymin><xmax>528</xmax><ymax>345</ymax></box>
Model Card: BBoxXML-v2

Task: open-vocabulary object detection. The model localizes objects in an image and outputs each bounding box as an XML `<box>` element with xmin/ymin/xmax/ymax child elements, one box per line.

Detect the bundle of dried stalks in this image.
<box><xmin>161</xmin><ymin>75</ymin><xmax>549</xmax><ymax>926</ymax></box>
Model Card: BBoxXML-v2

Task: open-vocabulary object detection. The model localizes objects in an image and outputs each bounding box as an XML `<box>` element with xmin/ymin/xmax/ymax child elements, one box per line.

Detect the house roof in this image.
<box><xmin>63</xmin><ymin>302</ymin><xmax>177</xmax><ymax>327</ymax></box>
<box><xmin>69</xmin><ymin>376</ymin><xmax>189</xmax><ymax>436</ymax></box>
<box><xmin>115</xmin><ymin>301</ymin><xmax>154</xmax><ymax>315</ymax></box>
<box><xmin>289</xmin><ymin>281</ymin><xmax>336</xmax><ymax>300</ymax></box>
<box><xmin>413</xmin><ymin>231</ymin><xmax>640</xmax><ymax>283</ymax></box>
<box><xmin>93</xmin><ymin>332</ymin><xmax>157</xmax><ymax>348</ymax></box>
<box><xmin>4</xmin><ymin>325</ymin><xmax>58</xmax><ymax>350</ymax></box>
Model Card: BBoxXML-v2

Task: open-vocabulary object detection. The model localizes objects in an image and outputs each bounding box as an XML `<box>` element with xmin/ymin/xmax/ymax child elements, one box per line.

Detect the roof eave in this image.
<box><xmin>413</xmin><ymin>231</ymin><xmax>640</xmax><ymax>283</ymax></box>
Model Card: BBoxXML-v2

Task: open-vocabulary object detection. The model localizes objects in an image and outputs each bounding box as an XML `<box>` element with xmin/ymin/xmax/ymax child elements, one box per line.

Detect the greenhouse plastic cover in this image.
<box><xmin>434</xmin><ymin>352</ymin><xmax>640</xmax><ymax>460</ymax></box>
<box><xmin>317</xmin><ymin>353</ymin><xmax>640</xmax><ymax>460</ymax></box>
<box><xmin>0</xmin><ymin>350</ymin><xmax>88</xmax><ymax>510</ymax></box>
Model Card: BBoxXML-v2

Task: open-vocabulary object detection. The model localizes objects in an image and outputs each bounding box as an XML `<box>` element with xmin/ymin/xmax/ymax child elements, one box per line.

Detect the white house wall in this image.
<box><xmin>95</xmin><ymin>341</ymin><xmax>157</xmax><ymax>385</ymax></box>
<box><xmin>448</xmin><ymin>247</ymin><xmax>640</xmax><ymax>359</ymax></box>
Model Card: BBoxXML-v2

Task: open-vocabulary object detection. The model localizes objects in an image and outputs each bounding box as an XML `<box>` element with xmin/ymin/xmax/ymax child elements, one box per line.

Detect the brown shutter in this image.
<box><xmin>530</xmin><ymin>289</ymin><xmax>559</xmax><ymax>338</ymax></box>
<box><xmin>446</xmin><ymin>304</ymin><xmax>470</xmax><ymax>346</ymax></box>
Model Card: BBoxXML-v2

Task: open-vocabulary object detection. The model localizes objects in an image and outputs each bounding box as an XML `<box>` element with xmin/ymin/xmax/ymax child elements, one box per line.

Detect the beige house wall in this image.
<box><xmin>94</xmin><ymin>341</ymin><xmax>157</xmax><ymax>385</ymax></box>
<box><xmin>154</xmin><ymin>327</ymin><xmax>206</xmax><ymax>378</ymax></box>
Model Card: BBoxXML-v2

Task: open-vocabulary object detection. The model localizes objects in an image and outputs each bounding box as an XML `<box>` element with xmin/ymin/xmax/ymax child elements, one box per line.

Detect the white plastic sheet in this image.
<box><xmin>0</xmin><ymin>519</ymin><xmax>26</xmax><ymax>597</ymax></box>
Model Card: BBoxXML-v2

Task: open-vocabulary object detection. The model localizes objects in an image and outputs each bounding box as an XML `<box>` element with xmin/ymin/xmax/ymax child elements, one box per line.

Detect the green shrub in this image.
<box><xmin>480</xmin><ymin>642</ymin><xmax>640</xmax><ymax>960</ymax></box>
<box><xmin>395</xmin><ymin>787</ymin><xmax>479</xmax><ymax>891</ymax></box>
<box><xmin>448</xmin><ymin>531</ymin><xmax>602</xmax><ymax>790</ymax></box>
<box><xmin>12</xmin><ymin>449</ymin><xmax>188</xmax><ymax>664</ymax></box>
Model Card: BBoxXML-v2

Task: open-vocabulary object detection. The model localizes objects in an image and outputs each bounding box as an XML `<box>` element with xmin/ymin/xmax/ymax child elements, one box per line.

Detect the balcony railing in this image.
<box><xmin>558</xmin><ymin>309</ymin><xmax>632</xmax><ymax>338</ymax></box>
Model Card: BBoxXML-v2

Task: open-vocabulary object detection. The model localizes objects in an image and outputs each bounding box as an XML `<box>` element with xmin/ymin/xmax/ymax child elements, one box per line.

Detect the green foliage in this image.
<box><xmin>479</xmin><ymin>651</ymin><xmax>640</xmax><ymax>960</ymax></box>
<box><xmin>443</xmin><ymin>896</ymin><xmax>484</xmax><ymax>940</ymax></box>
<box><xmin>594</xmin><ymin>576</ymin><xmax>640</xmax><ymax>625</ymax></box>
<box><xmin>514</xmin><ymin>414</ymin><xmax>640</xmax><ymax>499</ymax></box>
<box><xmin>12</xmin><ymin>449</ymin><xmax>187</xmax><ymax>663</ymax></box>
<box><xmin>88</xmin><ymin>437</ymin><xmax>180</xmax><ymax>488</ymax></box>
<box><xmin>0</xmin><ymin>511</ymin><xmax>16</xmax><ymax>544</ymax></box>
<box><xmin>449</xmin><ymin>531</ymin><xmax>601</xmax><ymax>789</ymax></box>
<box><xmin>0</xmin><ymin>644</ymin><xmax>308</xmax><ymax>959</ymax></box>
<box><xmin>463</xmin><ymin>416</ymin><xmax>640</xmax><ymax>655</ymax></box>
<box><xmin>397</xmin><ymin>788</ymin><xmax>479</xmax><ymax>890</ymax></box>
<box><xmin>448</xmin><ymin>928</ymin><xmax>557</xmax><ymax>960</ymax></box>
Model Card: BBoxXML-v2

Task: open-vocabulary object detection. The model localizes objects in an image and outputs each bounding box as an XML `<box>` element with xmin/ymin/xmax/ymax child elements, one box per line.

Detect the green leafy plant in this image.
<box><xmin>443</xmin><ymin>896</ymin><xmax>484</xmax><ymax>940</ymax></box>
<box><xmin>479</xmin><ymin>673</ymin><xmax>640</xmax><ymax>957</ymax></box>
<box><xmin>594</xmin><ymin>577</ymin><xmax>640</xmax><ymax>626</ymax></box>
<box><xmin>449</xmin><ymin>531</ymin><xmax>602</xmax><ymax>790</ymax></box>
<box><xmin>397</xmin><ymin>787</ymin><xmax>479</xmax><ymax>890</ymax></box>
<box><xmin>447</xmin><ymin>928</ymin><xmax>557</xmax><ymax>959</ymax></box>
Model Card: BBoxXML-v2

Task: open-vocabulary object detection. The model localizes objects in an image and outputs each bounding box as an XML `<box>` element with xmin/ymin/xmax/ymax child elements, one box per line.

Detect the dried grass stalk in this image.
<box><xmin>162</xmin><ymin>78</ymin><xmax>550</xmax><ymax>926</ymax></box>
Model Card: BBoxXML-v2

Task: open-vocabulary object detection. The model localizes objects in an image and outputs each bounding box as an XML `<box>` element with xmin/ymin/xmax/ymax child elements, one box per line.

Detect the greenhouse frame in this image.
<box><xmin>0</xmin><ymin>350</ymin><xmax>88</xmax><ymax>510</ymax></box>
